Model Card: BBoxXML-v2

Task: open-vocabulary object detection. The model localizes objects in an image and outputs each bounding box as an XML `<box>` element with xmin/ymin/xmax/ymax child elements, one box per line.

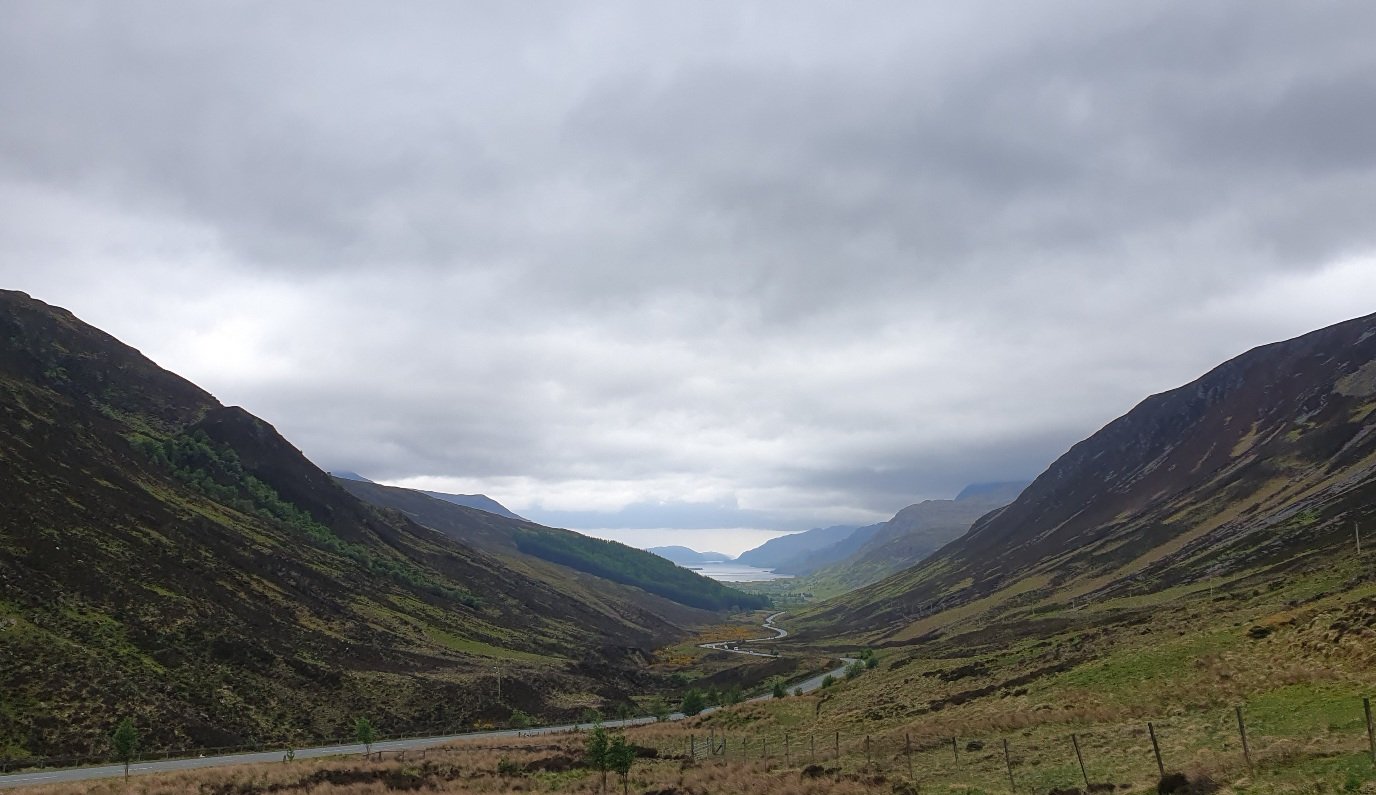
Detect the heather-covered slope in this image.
<box><xmin>802</xmin><ymin>311</ymin><xmax>1376</xmax><ymax>642</ymax></box>
<box><xmin>0</xmin><ymin>290</ymin><xmax>693</xmax><ymax>757</ymax></box>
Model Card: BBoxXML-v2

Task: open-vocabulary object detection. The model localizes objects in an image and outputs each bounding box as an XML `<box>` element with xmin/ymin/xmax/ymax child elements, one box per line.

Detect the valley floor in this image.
<box><xmin>9</xmin><ymin>562</ymin><xmax>1376</xmax><ymax>794</ymax></box>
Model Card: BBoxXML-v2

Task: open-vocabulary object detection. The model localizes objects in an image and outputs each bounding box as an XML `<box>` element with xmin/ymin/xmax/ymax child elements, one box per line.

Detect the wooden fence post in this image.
<box><xmin>906</xmin><ymin>733</ymin><xmax>914</xmax><ymax>780</ymax></box>
<box><xmin>865</xmin><ymin>735</ymin><xmax>872</xmax><ymax>768</ymax></box>
<box><xmin>690</xmin><ymin>734</ymin><xmax>696</xmax><ymax>759</ymax></box>
<box><xmin>1003</xmin><ymin>738</ymin><xmax>1016</xmax><ymax>792</ymax></box>
<box><xmin>1235</xmin><ymin>706</ymin><xmax>1253</xmax><ymax>775</ymax></box>
<box><xmin>1071</xmin><ymin>733</ymin><xmax>1089</xmax><ymax>789</ymax></box>
<box><xmin>952</xmin><ymin>735</ymin><xmax>959</xmax><ymax>764</ymax></box>
<box><xmin>785</xmin><ymin>732</ymin><xmax>790</xmax><ymax>765</ymax></box>
<box><xmin>835</xmin><ymin>730</ymin><xmax>840</xmax><ymax>760</ymax></box>
<box><xmin>1148</xmin><ymin>722</ymin><xmax>1165</xmax><ymax>778</ymax></box>
<box><xmin>763</xmin><ymin>738</ymin><xmax>768</xmax><ymax>760</ymax></box>
<box><xmin>811</xmin><ymin>734</ymin><xmax>816</xmax><ymax>762</ymax></box>
<box><xmin>1365</xmin><ymin>697</ymin><xmax>1375</xmax><ymax>765</ymax></box>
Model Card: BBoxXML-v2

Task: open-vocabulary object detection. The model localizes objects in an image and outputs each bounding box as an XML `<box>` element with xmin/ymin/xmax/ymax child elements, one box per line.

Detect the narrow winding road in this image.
<box><xmin>0</xmin><ymin>612</ymin><xmax>848</xmax><ymax>790</ymax></box>
<box><xmin>698</xmin><ymin>610</ymin><xmax>854</xmax><ymax>698</ymax></box>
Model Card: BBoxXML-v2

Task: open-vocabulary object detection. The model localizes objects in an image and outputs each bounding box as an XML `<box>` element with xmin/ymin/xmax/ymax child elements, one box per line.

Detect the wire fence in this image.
<box><xmin>636</xmin><ymin>696</ymin><xmax>1376</xmax><ymax>791</ymax></box>
<box><xmin>6</xmin><ymin>696</ymin><xmax>1374</xmax><ymax>789</ymax></box>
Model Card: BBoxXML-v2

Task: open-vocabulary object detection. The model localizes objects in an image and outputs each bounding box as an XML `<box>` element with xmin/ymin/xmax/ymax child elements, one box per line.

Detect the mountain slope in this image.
<box><xmin>802</xmin><ymin>311</ymin><xmax>1376</xmax><ymax>642</ymax></box>
<box><xmin>0</xmin><ymin>290</ymin><xmax>697</xmax><ymax>757</ymax></box>
<box><xmin>734</xmin><ymin>524</ymin><xmax>860</xmax><ymax>569</ymax></box>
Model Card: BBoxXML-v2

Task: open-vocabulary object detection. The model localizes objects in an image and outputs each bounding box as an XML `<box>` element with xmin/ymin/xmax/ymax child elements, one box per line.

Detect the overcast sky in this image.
<box><xmin>4</xmin><ymin>2</ymin><xmax>1376</xmax><ymax>554</ymax></box>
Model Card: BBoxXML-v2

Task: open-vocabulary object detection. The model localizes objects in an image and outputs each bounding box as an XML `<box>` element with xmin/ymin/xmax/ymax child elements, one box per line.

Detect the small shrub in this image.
<box><xmin>110</xmin><ymin>717</ymin><xmax>138</xmax><ymax>780</ymax></box>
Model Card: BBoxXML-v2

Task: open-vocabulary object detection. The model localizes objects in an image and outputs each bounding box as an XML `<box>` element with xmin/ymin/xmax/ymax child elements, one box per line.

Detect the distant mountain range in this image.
<box><xmin>727</xmin><ymin>482</ymin><xmax>1026</xmax><ymax>594</ymax></box>
<box><xmin>801</xmin><ymin>481</ymin><xmax>1027</xmax><ymax>591</ymax></box>
<box><xmin>646</xmin><ymin>546</ymin><xmax>732</xmax><ymax>565</ymax></box>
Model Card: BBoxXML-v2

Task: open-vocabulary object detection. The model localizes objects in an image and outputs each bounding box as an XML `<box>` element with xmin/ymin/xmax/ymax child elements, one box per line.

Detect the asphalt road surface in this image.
<box><xmin>1</xmin><ymin>612</ymin><xmax>850</xmax><ymax>790</ymax></box>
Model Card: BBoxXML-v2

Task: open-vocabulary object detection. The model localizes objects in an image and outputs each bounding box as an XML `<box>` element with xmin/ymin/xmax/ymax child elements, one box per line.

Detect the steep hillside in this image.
<box><xmin>0</xmin><ymin>290</ymin><xmax>698</xmax><ymax>758</ymax></box>
<box><xmin>734</xmin><ymin>524</ymin><xmax>860</xmax><ymax>570</ymax></box>
<box><xmin>802</xmin><ymin>481</ymin><xmax>1027</xmax><ymax>593</ymax></box>
<box><xmin>335</xmin><ymin>478</ymin><xmax>766</xmax><ymax>612</ymax></box>
<box><xmin>802</xmin><ymin>311</ymin><xmax>1376</xmax><ymax>643</ymax></box>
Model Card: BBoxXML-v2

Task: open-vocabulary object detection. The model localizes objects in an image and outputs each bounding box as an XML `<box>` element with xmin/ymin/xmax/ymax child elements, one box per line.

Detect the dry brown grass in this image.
<box><xmin>15</xmin><ymin>733</ymin><xmax>903</xmax><ymax>795</ymax></box>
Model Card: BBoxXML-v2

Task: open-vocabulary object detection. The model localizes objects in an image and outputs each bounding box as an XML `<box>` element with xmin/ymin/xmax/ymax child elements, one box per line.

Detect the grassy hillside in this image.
<box><xmin>667</xmin><ymin>557</ymin><xmax>1376</xmax><ymax>793</ymax></box>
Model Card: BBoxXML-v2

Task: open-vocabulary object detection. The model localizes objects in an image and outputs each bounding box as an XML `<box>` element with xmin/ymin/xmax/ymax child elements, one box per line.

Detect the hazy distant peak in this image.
<box><xmin>955</xmin><ymin>481</ymin><xmax>1029</xmax><ymax>502</ymax></box>
<box><xmin>647</xmin><ymin>545</ymin><xmax>733</xmax><ymax>565</ymax></box>
<box><xmin>329</xmin><ymin>470</ymin><xmax>374</xmax><ymax>483</ymax></box>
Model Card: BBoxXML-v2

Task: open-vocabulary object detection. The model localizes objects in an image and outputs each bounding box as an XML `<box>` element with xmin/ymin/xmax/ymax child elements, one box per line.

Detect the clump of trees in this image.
<box><xmin>680</xmin><ymin>689</ymin><xmax>707</xmax><ymax>716</ymax></box>
<box><xmin>585</xmin><ymin>725</ymin><xmax>637</xmax><ymax>794</ymax></box>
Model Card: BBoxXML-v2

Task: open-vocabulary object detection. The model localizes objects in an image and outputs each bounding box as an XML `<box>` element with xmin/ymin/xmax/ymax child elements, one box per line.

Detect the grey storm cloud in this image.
<box><xmin>3</xmin><ymin>1</ymin><xmax>1376</xmax><ymax>549</ymax></box>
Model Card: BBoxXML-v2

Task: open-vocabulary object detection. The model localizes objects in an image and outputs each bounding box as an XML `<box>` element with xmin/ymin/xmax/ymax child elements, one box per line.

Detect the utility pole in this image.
<box><xmin>495</xmin><ymin>666</ymin><xmax>502</xmax><ymax>704</ymax></box>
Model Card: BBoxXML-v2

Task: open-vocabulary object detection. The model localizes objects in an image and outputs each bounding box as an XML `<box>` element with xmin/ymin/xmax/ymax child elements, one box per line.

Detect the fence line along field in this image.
<box><xmin>8</xmin><ymin>691</ymin><xmax>1375</xmax><ymax>794</ymax></box>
